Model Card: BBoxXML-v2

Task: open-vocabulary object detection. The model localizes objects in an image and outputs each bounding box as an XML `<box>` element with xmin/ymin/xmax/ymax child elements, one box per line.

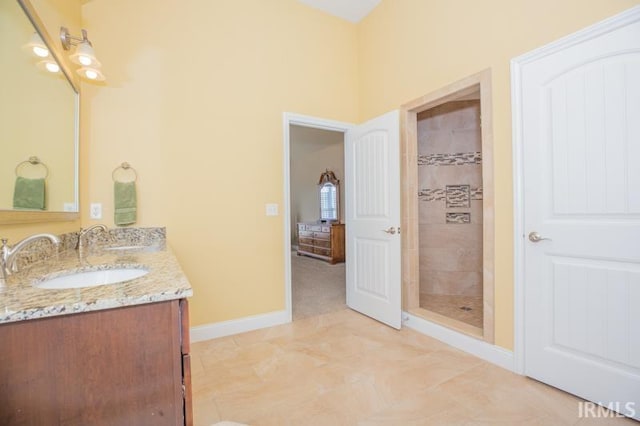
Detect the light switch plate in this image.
<box><xmin>90</xmin><ymin>203</ymin><xmax>102</xmax><ymax>219</ymax></box>
<box><xmin>265</xmin><ymin>203</ymin><xmax>278</xmax><ymax>216</ymax></box>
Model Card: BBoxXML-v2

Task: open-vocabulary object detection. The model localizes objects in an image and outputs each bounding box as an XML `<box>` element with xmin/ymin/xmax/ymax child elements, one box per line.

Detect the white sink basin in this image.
<box><xmin>35</xmin><ymin>266</ymin><xmax>149</xmax><ymax>290</ymax></box>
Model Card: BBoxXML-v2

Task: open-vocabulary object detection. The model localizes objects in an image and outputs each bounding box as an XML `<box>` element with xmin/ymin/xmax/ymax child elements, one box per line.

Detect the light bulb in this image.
<box><xmin>69</xmin><ymin>41</ymin><xmax>100</xmax><ymax>68</ymax></box>
<box><xmin>36</xmin><ymin>60</ymin><xmax>60</xmax><ymax>74</ymax></box>
<box><xmin>78</xmin><ymin>55</ymin><xmax>92</xmax><ymax>66</ymax></box>
<box><xmin>77</xmin><ymin>67</ymin><xmax>105</xmax><ymax>81</ymax></box>
<box><xmin>85</xmin><ymin>69</ymin><xmax>98</xmax><ymax>79</ymax></box>
<box><xmin>45</xmin><ymin>62</ymin><xmax>60</xmax><ymax>73</ymax></box>
<box><xmin>33</xmin><ymin>46</ymin><xmax>49</xmax><ymax>57</ymax></box>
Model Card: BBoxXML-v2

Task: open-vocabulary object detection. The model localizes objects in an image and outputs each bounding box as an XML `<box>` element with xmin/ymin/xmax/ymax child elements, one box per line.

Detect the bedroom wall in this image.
<box><xmin>290</xmin><ymin>125</ymin><xmax>344</xmax><ymax>246</ymax></box>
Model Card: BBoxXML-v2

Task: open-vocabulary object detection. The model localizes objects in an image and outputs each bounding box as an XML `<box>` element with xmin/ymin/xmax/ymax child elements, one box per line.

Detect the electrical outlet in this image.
<box><xmin>265</xmin><ymin>203</ymin><xmax>278</xmax><ymax>216</ymax></box>
<box><xmin>90</xmin><ymin>203</ymin><xmax>102</xmax><ymax>219</ymax></box>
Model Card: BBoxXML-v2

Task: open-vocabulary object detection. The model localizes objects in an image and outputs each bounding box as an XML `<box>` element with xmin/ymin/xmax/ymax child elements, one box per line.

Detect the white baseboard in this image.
<box><xmin>403</xmin><ymin>311</ymin><xmax>515</xmax><ymax>372</ymax></box>
<box><xmin>190</xmin><ymin>310</ymin><xmax>290</xmax><ymax>343</ymax></box>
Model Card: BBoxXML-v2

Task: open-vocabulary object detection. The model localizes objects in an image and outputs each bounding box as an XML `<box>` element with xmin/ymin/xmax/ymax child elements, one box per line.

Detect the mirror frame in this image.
<box><xmin>0</xmin><ymin>0</ymin><xmax>80</xmax><ymax>224</ymax></box>
<box><xmin>318</xmin><ymin>170</ymin><xmax>340</xmax><ymax>223</ymax></box>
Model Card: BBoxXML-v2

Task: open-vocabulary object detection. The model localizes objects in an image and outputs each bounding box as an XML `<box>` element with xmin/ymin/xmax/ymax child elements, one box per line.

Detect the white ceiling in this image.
<box><xmin>297</xmin><ymin>0</ymin><xmax>382</xmax><ymax>23</ymax></box>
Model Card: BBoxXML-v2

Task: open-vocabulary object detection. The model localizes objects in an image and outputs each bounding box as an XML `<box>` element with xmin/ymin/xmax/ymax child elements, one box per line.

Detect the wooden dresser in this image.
<box><xmin>297</xmin><ymin>222</ymin><xmax>345</xmax><ymax>264</ymax></box>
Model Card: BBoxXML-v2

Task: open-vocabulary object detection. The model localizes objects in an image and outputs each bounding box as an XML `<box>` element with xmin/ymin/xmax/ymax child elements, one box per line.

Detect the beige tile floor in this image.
<box><xmin>191</xmin><ymin>309</ymin><xmax>636</xmax><ymax>425</ymax></box>
<box><xmin>419</xmin><ymin>293</ymin><xmax>483</xmax><ymax>328</ymax></box>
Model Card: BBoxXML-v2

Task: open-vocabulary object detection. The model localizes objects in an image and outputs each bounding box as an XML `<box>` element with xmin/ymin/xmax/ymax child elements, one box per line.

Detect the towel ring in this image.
<box><xmin>15</xmin><ymin>156</ymin><xmax>49</xmax><ymax>179</ymax></box>
<box><xmin>112</xmin><ymin>162</ymin><xmax>138</xmax><ymax>182</ymax></box>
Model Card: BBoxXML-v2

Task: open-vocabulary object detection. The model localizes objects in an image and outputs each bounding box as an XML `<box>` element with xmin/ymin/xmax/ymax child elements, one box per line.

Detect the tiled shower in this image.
<box><xmin>417</xmin><ymin>100</ymin><xmax>483</xmax><ymax>329</ymax></box>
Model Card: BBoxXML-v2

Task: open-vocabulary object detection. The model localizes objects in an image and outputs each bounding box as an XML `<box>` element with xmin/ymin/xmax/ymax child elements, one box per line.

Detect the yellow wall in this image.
<box><xmin>5</xmin><ymin>0</ymin><xmax>638</xmax><ymax>350</ymax></box>
<box><xmin>80</xmin><ymin>0</ymin><xmax>359</xmax><ymax>326</ymax></box>
<box><xmin>357</xmin><ymin>0</ymin><xmax>639</xmax><ymax>349</ymax></box>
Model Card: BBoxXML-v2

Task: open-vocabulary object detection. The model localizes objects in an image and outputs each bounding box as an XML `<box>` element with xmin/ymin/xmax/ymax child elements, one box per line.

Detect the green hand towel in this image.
<box><xmin>13</xmin><ymin>177</ymin><xmax>46</xmax><ymax>210</ymax></box>
<box><xmin>114</xmin><ymin>181</ymin><xmax>137</xmax><ymax>226</ymax></box>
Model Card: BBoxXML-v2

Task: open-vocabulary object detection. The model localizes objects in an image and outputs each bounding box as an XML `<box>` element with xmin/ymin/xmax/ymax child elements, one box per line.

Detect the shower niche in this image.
<box><xmin>401</xmin><ymin>70</ymin><xmax>494</xmax><ymax>341</ymax></box>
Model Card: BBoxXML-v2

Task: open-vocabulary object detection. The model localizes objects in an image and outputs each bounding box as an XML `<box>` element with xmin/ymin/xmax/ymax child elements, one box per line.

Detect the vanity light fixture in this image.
<box><xmin>24</xmin><ymin>32</ymin><xmax>49</xmax><ymax>58</ymax></box>
<box><xmin>60</xmin><ymin>27</ymin><xmax>105</xmax><ymax>82</ymax></box>
<box><xmin>24</xmin><ymin>33</ymin><xmax>59</xmax><ymax>74</ymax></box>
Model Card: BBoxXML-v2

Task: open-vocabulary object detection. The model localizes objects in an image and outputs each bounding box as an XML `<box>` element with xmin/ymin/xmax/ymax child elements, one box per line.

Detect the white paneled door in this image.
<box><xmin>345</xmin><ymin>110</ymin><xmax>401</xmax><ymax>329</ymax></box>
<box><xmin>516</xmin><ymin>7</ymin><xmax>640</xmax><ymax>419</ymax></box>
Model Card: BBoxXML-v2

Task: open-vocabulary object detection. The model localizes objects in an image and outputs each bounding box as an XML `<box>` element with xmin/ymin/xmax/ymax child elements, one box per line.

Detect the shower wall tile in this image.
<box><xmin>418</xmin><ymin>165</ymin><xmax>483</xmax><ymax>192</ymax></box>
<box><xmin>419</xmin><ymin>203</ymin><xmax>446</xmax><ymax>224</ymax></box>
<box><xmin>418</xmin><ymin>130</ymin><xmax>451</xmax><ymax>155</ymax></box>
<box><xmin>419</xmin><ymin>224</ymin><xmax>483</xmax><ymax>249</ymax></box>
<box><xmin>417</xmin><ymin>100</ymin><xmax>483</xmax><ymax>299</ymax></box>
<box><xmin>451</xmin><ymin>128</ymin><xmax>482</xmax><ymax>152</ymax></box>
<box><xmin>419</xmin><ymin>270</ymin><xmax>484</xmax><ymax>296</ymax></box>
<box><xmin>469</xmin><ymin>200</ymin><xmax>483</xmax><ymax>224</ymax></box>
<box><xmin>419</xmin><ymin>247</ymin><xmax>482</xmax><ymax>272</ymax></box>
<box><xmin>416</xmin><ymin>201</ymin><xmax>483</xmax><ymax>225</ymax></box>
<box><xmin>417</xmin><ymin>101</ymin><xmax>480</xmax><ymax>133</ymax></box>
<box><xmin>418</xmin><ymin>128</ymin><xmax>482</xmax><ymax>155</ymax></box>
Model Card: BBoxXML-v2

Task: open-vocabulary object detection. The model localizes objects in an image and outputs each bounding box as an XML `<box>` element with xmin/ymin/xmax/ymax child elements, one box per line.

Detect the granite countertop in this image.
<box><xmin>0</xmin><ymin>229</ymin><xmax>193</xmax><ymax>325</ymax></box>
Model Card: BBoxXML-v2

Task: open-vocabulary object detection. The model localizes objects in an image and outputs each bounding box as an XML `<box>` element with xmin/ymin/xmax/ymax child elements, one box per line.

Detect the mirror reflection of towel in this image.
<box><xmin>13</xmin><ymin>177</ymin><xmax>45</xmax><ymax>210</ymax></box>
<box><xmin>114</xmin><ymin>181</ymin><xmax>137</xmax><ymax>226</ymax></box>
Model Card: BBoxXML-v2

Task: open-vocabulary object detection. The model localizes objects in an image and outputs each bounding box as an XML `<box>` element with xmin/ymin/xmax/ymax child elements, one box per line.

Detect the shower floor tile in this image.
<box><xmin>419</xmin><ymin>293</ymin><xmax>483</xmax><ymax>328</ymax></box>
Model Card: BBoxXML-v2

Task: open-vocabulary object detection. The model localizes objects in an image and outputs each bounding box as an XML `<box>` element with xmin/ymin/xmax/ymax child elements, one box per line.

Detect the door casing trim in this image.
<box><xmin>400</xmin><ymin>69</ymin><xmax>495</xmax><ymax>345</ymax></box>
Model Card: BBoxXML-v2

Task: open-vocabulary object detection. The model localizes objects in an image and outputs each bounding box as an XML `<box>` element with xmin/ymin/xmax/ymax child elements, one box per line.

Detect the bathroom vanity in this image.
<box><xmin>0</xmin><ymin>228</ymin><xmax>193</xmax><ymax>425</ymax></box>
<box><xmin>0</xmin><ymin>299</ymin><xmax>191</xmax><ymax>425</ymax></box>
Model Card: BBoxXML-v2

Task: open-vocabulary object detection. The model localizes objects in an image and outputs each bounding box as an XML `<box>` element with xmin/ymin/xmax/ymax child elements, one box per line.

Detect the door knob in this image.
<box><xmin>382</xmin><ymin>227</ymin><xmax>397</xmax><ymax>235</ymax></box>
<box><xmin>528</xmin><ymin>232</ymin><xmax>551</xmax><ymax>242</ymax></box>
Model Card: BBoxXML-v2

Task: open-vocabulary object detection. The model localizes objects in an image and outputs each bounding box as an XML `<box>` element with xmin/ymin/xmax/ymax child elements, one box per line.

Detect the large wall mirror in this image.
<box><xmin>0</xmin><ymin>0</ymin><xmax>79</xmax><ymax>224</ymax></box>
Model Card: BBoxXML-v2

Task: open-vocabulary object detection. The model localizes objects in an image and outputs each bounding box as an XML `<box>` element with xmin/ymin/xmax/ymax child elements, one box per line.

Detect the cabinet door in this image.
<box><xmin>0</xmin><ymin>301</ymin><xmax>185</xmax><ymax>426</ymax></box>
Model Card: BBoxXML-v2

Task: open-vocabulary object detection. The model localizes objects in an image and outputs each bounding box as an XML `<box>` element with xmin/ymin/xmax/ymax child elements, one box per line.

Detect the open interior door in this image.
<box><xmin>345</xmin><ymin>110</ymin><xmax>401</xmax><ymax>329</ymax></box>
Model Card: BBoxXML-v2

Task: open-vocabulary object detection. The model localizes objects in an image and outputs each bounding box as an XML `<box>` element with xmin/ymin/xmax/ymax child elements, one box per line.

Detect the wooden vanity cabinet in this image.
<box><xmin>0</xmin><ymin>299</ymin><xmax>193</xmax><ymax>426</ymax></box>
<box><xmin>297</xmin><ymin>222</ymin><xmax>345</xmax><ymax>264</ymax></box>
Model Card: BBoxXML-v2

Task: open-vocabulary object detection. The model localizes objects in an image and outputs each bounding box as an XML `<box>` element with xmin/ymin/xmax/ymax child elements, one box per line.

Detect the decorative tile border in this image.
<box><xmin>418</xmin><ymin>152</ymin><xmax>482</xmax><ymax>166</ymax></box>
<box><xmin>446</xmin><ymin>212</ymin><xmax>471</xmax><ymax>224</ymax></box>
<box><xmin>417</xmin><ymin>188</ymin><xmax>446</xmax><ymax>202</ymax></box>
<box><xmin>446</xmin><ymin>185</ymin><xmax>470</xmax><ymax>208</ymax></box>
<box><xmin>471</xmin><ymin>186</ymin><xmax>483</xmax><ymax>200</ymax></box>
<box><xmin>419</xmin><ymin>186</ymin><xmax>483</xmax><ymax>202</ymax></box>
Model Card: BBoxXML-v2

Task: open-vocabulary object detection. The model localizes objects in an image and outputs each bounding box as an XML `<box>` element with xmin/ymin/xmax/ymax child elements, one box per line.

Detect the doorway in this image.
<box><xmin>401</xmin><ymin>69</ymin><xmax>495</xmax><ymax>342</ymax></box>
<box><xmin>289</xmin><ymin>124</ymin><xmax>346</xmax><ymax>320</ymax></box>
<box><xmin>282</xmin><ymin>113</ymin><xmax>352</xmax><ymax>322</ymax></box>
<box><xmin>283</xmin><ymin>112</ymin><xmax>402</xmax><ymax>328</ymax></box>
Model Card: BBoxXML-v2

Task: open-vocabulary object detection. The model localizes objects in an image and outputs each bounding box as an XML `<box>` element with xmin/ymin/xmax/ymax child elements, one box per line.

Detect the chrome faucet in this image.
<box><xmin>76</xmin><ymin>224</ymin><xmax>108</xmax><ymax>258</ymax></box>
<box><xmin>0</xmin><ymin>234</ymin><xmax>61</xmax><ymax>285</ymax></box>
